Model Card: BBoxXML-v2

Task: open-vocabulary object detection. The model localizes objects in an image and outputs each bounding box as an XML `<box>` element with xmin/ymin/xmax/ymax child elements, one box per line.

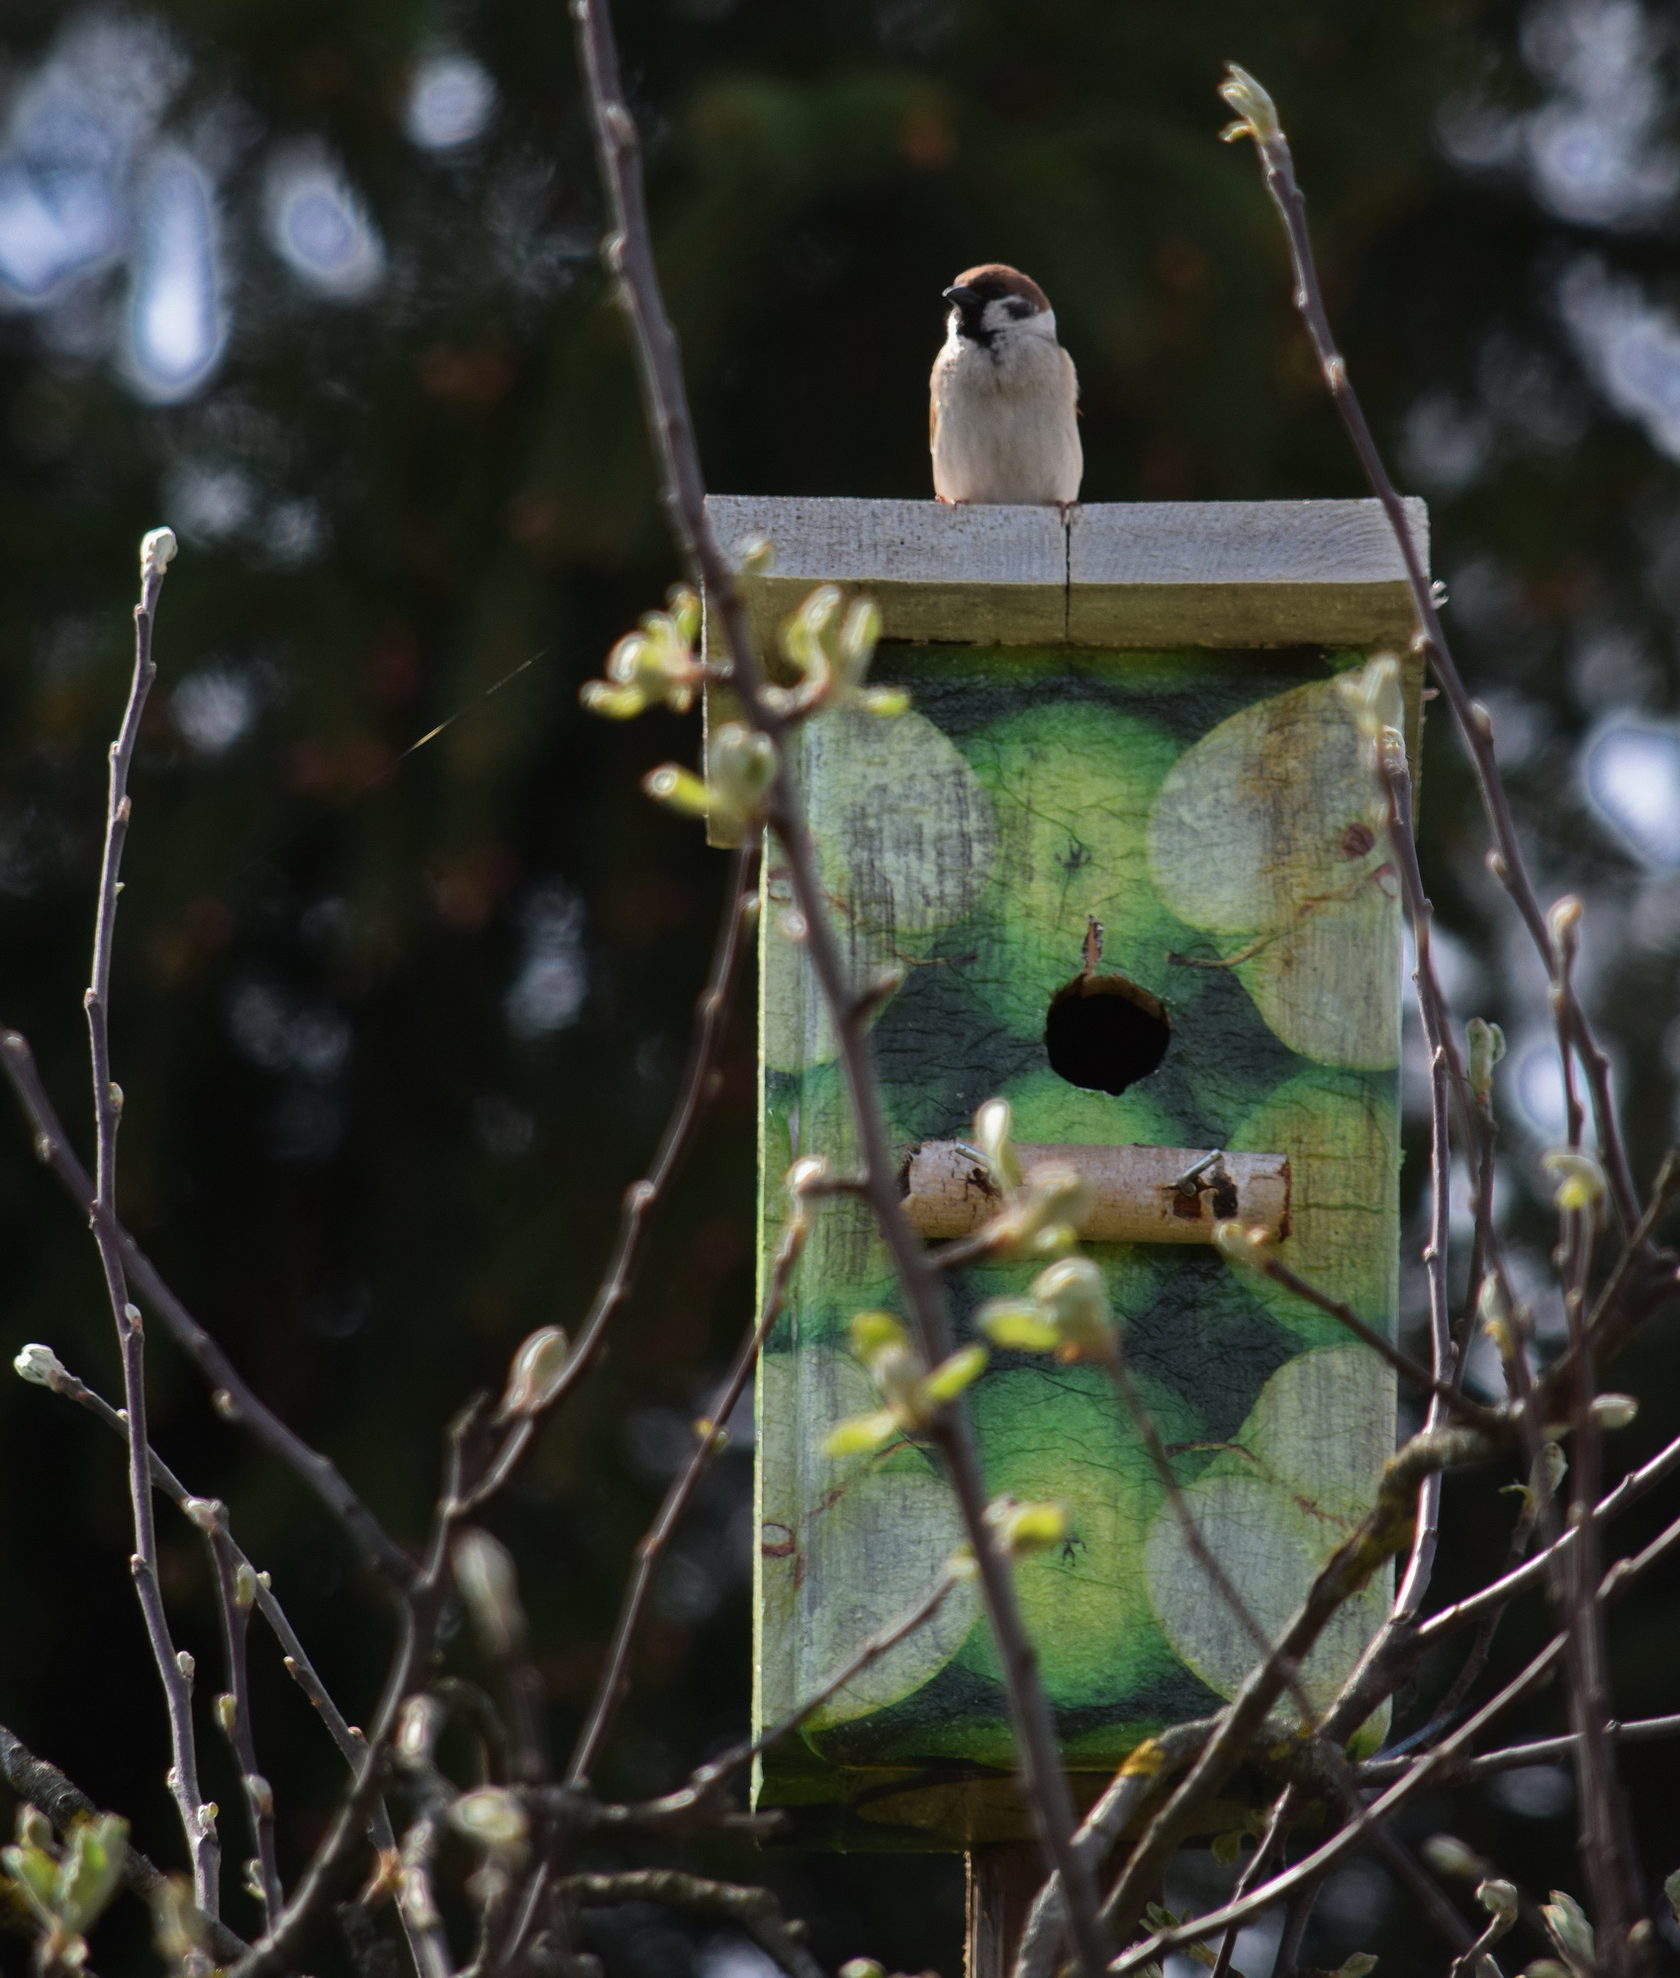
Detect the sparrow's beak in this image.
<box><xmin>943</xmin><ymin>285</ymin><xmax>980</xmax><ymax>308</ymax></box>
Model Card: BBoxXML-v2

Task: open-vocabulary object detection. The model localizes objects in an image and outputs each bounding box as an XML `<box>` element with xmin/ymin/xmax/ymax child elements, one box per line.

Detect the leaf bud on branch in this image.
<box><xmin>824</xmin><ymin>1311</ymin><xmax>987</xmax><ymax>1457</ymax></box>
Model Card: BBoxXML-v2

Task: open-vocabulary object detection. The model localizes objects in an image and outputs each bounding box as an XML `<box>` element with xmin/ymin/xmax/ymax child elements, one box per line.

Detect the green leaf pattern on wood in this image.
<box><xmin>763</xmin><ymin>705</ymin><xmax>996</xmax><ymax>1070</ymax></box>
<box><xmin>958</xmin><ymin>1365</ymin><xmax>1199</xmax><ymax>1704</ymax></box>
<box><xmin>756</xmin><ymin>645</ymin><xmax>1406</xmax><ymax>1832</ymax></box>
<box><xmin>1230</xmin><ymin>1065</ymin><xmax>1400</xmax><ymax>1343</ymax></box>
<box><xmin>962</xmin><ymin>703</ymin><xmax>1193</xmax><ymax>1037</ymax></box>
<box><xmin>758</xmin><ymin>1352</ymin><xmax>979</xmax><ymax>1730</ymax></box>
<box><xmin>1148</xmin><ymin>677</ymin><xmax>1401</xmax><ymax>1069</ymax></box>
<box><xmin>1143</xmin><ymin>1347</ymin><xmax>1392</xmax><ymax>1715</ymax></box>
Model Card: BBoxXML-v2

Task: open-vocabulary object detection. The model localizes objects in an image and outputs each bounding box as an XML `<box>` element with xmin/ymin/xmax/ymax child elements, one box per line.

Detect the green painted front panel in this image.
<box><xmin>755</xmin><ymin>644</ymin><xmax>1406</xmax><ymax>1847</ymax></box>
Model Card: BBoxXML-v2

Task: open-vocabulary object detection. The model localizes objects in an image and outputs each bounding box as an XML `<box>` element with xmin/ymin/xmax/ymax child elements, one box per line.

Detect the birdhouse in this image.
<box><xmin>707</xmin><ymin>496</ymin><xmax>1427</xmax><ymax>1849</ymax></box>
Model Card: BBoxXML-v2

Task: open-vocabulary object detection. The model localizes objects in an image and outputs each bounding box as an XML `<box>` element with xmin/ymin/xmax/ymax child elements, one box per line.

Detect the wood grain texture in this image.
<box><xmin>703</xmin><ymin>495</ymin><xmax>1428</xmax><ymax>648</ymax></box>
<box><xmin>1067</xmin><ymin>498</ymin><xmax>1427</xmax><ymax>645</ymax></box>
<box><xmin>707</xmin><ymin>495</ymin><xmax>1068</xmax><ymax>648</ymax></box>
<box><xmin>731</xmin><ymin>501</ymin><xmax>1427</xmax><ymax>1848</ymax></box>
<box><xmin>966</xmin><ymin>1843</ymin><xmax>1041</xmax><ymax>1978</ymax></box>
<box><xmin>708</xmin><ymin>495</ymin><xmax>1069</xmax><ymax>585</ymax></box>
<box><xmin>1068</xmin><ymin>498</ymin><xmax>1428</xmax><ymax>582</ymax></box>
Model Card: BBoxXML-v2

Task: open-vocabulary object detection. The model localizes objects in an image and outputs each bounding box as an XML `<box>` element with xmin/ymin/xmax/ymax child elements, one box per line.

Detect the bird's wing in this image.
<box><xmin>1062</xmin><ymin>346</ymin><xmax>1081</xmax><ymax>414</ymax></box>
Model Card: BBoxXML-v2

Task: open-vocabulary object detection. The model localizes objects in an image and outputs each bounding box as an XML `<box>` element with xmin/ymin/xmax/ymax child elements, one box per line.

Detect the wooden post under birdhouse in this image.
<box><xmin>705</xmin><ymin>496</ymin><xmax>1427</xmax><ymax>1873</ymax></box>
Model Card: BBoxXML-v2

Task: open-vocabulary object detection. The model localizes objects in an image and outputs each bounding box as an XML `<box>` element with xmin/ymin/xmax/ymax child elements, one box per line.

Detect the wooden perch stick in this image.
<box><xmin>901</xmin><ymin>1142</ymin><xmax>1290</xmax><ymax>1246</ymax></box>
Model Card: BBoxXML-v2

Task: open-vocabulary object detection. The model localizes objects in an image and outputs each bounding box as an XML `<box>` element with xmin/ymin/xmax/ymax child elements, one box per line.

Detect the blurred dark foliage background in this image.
<box><xmin>1</xmin><ymin>0</ymin><xmax>1679</xmax><ymax>1972</ymax></box>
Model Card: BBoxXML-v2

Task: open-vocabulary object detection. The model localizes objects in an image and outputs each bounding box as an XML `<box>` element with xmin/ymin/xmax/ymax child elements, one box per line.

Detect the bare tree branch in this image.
<box><xmin>462</xmin><ymin>841</ymin><xmax>760</xmax><ymax>1507</ymax></box>
<box><xmin>1098</xmin><ymin>1419</ymin><xmax>1497</xmax><ymax>1944</ymax></box>
<box><xmin>1360</xmin><ymin>1710</ymin><xmax>1680</xmax><ymax>1787</ymax></box>
<box><xmin>647</xmin><ymin>1567</ymin><xmax>961</xmax><ymax>1823</ymax></box>
<box><xmin>0</xmin><ymin>1719</ymin><xmax>250</xmax><ymax>1967</ymax></box>
<box><xmin>566</xmin><ymin>5</ymin><xmax>1111</xmax><ymax>1970</ymax></box>
<box><xmin>1116</xmin><ymin>1461</ymin><xmax>1680</xmax><ymax>1974</ymax></box>
<box><xmin>1109</xmin><ymin>1628</ymin><xmax>1562</xmax><ymax>1974</ymax></box>
<box><xmin>0</xmin><ymin>1027</ymin><xmax>414</xmax><ymax>1593</ymax></box>
<box><xmin>1220</xmin><ymin>62</ymin><xmax>1639</xmax><ymax>1231</ymax></box>
<box><xmin>76</xmin><ymin>532</ymin><xmax>219</xmax><ymax>1916</ymax></box>
<box><xmin>15</xmin><ymin>1344</ymin><xmax>413</xmax><ymax>1895</ymax></box>
<box><xmin>199</xmin><ymin>1500</ymin><xmax>285</xmax><ymax>1926</ymax></box>
<box><xmin>568</xmin><ymin>1177</ymin><xmax>813</xmax><ymax>1783</ymax></box>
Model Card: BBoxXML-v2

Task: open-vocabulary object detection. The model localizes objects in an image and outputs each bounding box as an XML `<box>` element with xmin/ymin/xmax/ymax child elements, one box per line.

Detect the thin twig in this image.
<box><xmin>459</xmin><ymin>842</ymin><xmax>758</xmax><ymax>1511</ymax></box>
<box><xmin>1390</xmin><ymin>1000</ymin><xmax>1454</xmax><ymax>1631</ymax></box>
<box><xmin>394</xmin><ymin>1810</ymin><xmax>453</xmax><ymax>1978</ymax></box>
<box><xmin>1549</xmin><ymin>912</ymin><xmax>1639</xmax><ymax>1959</ymax></box>
<box><xmin>1203</xmin><ymin>874</ymin><xmax>1448</xmax><ymax>1970</ymax></box>
<box><xmin>451</xmin><ymin>1528</ymin><xmax>546</xmax><ymax>1799</ymax></box>
<box><xmin>1100</xmin><ymin>1343</ymin><xmax>1319</xmax><ymax>1717</ymax></box>
<box><xmin>568</xmin><ymin>1181</ymin><xmax>813</xmax><ymax>1783</ymax></box>
<box><xmin>1249</xmin><ymin>1242</ymin><xmax>1495</xmax><ymax>1429</ymax></box>
<box><xmin>1359</xmin><ymin>1710</ymin><xmax>1680</xmax><ymax>1787</ymax></box>
<box><xmin>0</xmin><ymin>1720</ymin><xmax>250</xmax><ymax>1966</ymax></box>
<box><xmin>1459</xmin><ymin>1058</ymin><xmax>1503</xmax><ymax>1390</ymax></box>
<box><xmin>1270</xmin><ymin>1863</ymin><xmax>1330</xmax><ymax>1978</ymax></box>
<box><xmin>79</xmin><ymin>531</ymin><xmax>217</xmax><ymax>1915</ymax></box>
<box><xmin>1542</xmin><ymin>1149</ymin><xmax>1680</xmax><ymax>1397</ymax></box>
<box><xmin>1209</xmin><ymin>724</ymin><xmax>1481</xmax><ymax>1529</ymax></box>
<box><xmin>1097</xmin><ymin>1417</ymin><xmax>1496</xmax><ymax>1943</ymax></box>
<box><xmin>230</xmin><ymin>820</ymin><xmax>761</xmax><ymax>1971</ymax></box>
<box><xmin>569</xmin><ymin>7</ymin><xmax>1108</xmax><ymax>1970</ymax></box>
<box><xmin>1206</xmin><ymin>1787</ymin><xmax>1296</xmax><ymax>1978</ymax></box>
<box><xmin>1365</xmin><ymin>1822</ymin><xmax>1479</xmax><ymax>1961</ymax></box>
<box><xmin>227</xmin><ymin>1432</ymin><xmax>463</xmax><ymax>1977</ymax></box>
<box><xmin>1413</xmin><ymin>1423</ymin><xmax>1680</xmax><ymax>1651</ymax></box>
<box><xmin>0</xmin><ymin>1027</ymin><xmax>413</xmax><ymax>1593</ymax></box>
<box><xmin>568</xmin><ymin>7</ymin><xmax>1110</xmax><ymax>1969</ymax></box>
<box><xmin>220</xmin><ymin>831</ymin><xmax>758</xmax><ymax>1965</ymax></box>
<box><xmin>1427</xmin><ymin>1469</ymin><xmax>1546</xmax><ymax>1734</ymax></box>
<box><xmin>649</xmin><ymin>1567</ymin><xmax>960</xmax><ymax>1819</ymax></box>
<box><xmin>1109</xmin><ymin>1630</ymin><xmax>1563</xmax><ymax>1974</ymax></box>
<box><xmin>1012</xmin><ymin>1722</ymin><xmax>1215</xmax><ymax>1978</ymax></box>
<box><xmin>1116</xmin><ymin>1473</ymin><xmax>1680</xmax><ymax>1974</ymax></box>
<box><xmin>386</xmin><ymin>1709</ymin><xmax>459</xmax><ymax>1978</ymax></box>
<box><xmin>200</xmin><ymin>1504</ymin><xmax>285</xmax><ymax>1925</ymax></box>
<box><xmin>16</xmin><ymin>1345</ymin><xmax>426</xmax><ymax>1975</ymax></box>
<box><xmin>22</xmin><ymin>1350</ymin><xmax>394</xmax><ymax>1795</ymax></box>
<box><xmin>1222</xmin><ymin>64</ymin><xmax>1639</xmax><ymax>1231</ymax></box>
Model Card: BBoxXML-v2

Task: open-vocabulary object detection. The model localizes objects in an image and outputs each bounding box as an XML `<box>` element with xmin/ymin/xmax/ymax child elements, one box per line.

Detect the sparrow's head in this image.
<box><xmin>942</xmin><ymin>263</ymin><xmax>1056</xmax><ymax>347</ymax></box>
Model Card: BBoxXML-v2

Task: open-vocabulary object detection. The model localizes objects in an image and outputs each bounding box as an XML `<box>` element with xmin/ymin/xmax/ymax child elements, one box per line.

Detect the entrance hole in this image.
<box><xmin>1043</xmin><ymin>972</ymin><xmax>1171</xmax><ymax>1096</ymax></box>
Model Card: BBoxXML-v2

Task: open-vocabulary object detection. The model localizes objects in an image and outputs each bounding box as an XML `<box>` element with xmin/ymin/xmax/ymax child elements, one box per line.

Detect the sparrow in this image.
<box><xmin>930</xmin><ymin>264</ymin><xmax>1082</xmax><ymax>506</ymax></box>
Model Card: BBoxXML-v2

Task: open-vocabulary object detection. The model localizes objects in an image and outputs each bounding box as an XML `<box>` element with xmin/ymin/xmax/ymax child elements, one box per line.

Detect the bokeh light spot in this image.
<box><xmin>1584</xmin><ymin>721</ymin><xmax>1680</xmax><ymax>867</ymax></box>
<box><xmin>127</xmin><ymin>151</ymin><xmax>224</xmax><ymax>400</ymax></box>
<box><xmin>405</xmin><ymin>51</ymin><xmax>497</xmax><ymax>151</ymax></box>
<box><xmin>264</xmin><ymin>142</ymin><xmax>384</xmax><ymax>298</ymax></box>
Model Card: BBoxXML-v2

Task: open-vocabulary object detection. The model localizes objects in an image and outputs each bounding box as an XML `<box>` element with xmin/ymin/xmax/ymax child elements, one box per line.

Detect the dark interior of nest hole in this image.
<box><xmin>1044</xmin><ymin>973</ymin><xmax>1171</xmax><ymax>1096</ymax></box>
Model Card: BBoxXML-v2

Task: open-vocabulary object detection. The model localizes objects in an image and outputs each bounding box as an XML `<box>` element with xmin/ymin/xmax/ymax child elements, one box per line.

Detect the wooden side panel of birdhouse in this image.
<box><xmin>751</xmin><ymin>632</ymin><xmax>1421</xmax><ymax>1849</ymax></box>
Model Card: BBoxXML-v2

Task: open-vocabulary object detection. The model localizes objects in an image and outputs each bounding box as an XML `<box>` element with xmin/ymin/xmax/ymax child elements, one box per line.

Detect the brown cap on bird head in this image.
<box><xmin>942</xmin><ymin>264</ymin><xmax>1051</xmax><ymax>313</ymax></box>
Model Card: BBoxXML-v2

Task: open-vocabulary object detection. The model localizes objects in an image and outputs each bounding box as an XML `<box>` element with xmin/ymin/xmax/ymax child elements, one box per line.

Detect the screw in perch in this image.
<box><xmin>1172</xmin><ymin>1148</ymin><xmax>1226</xmax><ymax>1200</ymax></box>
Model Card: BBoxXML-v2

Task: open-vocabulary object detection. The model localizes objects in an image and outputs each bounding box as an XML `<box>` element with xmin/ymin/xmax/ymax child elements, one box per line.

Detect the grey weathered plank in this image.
<box><xmin>708</xmin><ymin>494</ymin><xmax>1068</xmax><ymax>585</ymax></box>
<box><xmin>707</xmin><ymin>494</ymin><xmax>1068</xmax><ymax>647</ymax></box>
<box><xmin>703</xmin><ymin>495</ymin><xmax>1428</xmax><ymax>651</ymax></box>
<box><xmin>1068</xmin><ymin>498</ymin><xmax>1428</xmax><ymax>583</ymax></box>
<box><xmin>1068</xmin><ymin>498</ymin><xmax>1428</xmax><ymax>647</ymax></box>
